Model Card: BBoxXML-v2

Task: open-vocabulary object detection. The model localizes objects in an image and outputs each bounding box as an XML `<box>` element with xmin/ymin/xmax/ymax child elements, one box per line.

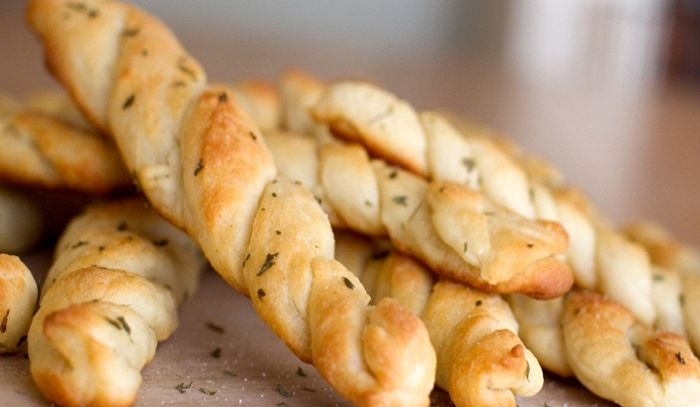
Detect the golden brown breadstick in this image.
<box><xmin>625</xmin><ymin>221</ymin><xmax>700</xmax><ymax>354</ymax></box>
<box><xmin>28</xmin><ymin>199</ymin><xmax>204</xmax><ymax>406</ymax></box>
<box><xmin>0</xmin><ymin>92</ymin><xmax>129</xmax><ymax>193</ymax></box>
<box><xmin>264</xmin><ymin>129</ymin><xmax>573</xmax><ymax>299</ymax></box>
<box><xmin>28</xmin><ymin>1</ymin><xmax>436</xmax><ymax>405</ymax></box>
<box><xmin>308</xmin><ymin>80</ymin><xmax>655</xmax><ymax>323</ymax></box>
<box><xmin>336</xmin><ymin>233</ymin><xmax>544</xmax><ymax>407</ymax></box>
<box><xmin>0</xmin><ymin>254</ymin><xmax>38</xmax><ymax>354</ymax></box>
<box><xmin>563</xmin><ymin>290</ymin><xmax>700</xmax><ymax>406</ymax></box>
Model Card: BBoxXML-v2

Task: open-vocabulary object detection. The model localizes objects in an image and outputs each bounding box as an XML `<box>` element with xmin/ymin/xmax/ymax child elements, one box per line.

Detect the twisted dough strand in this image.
<box><xmin>265</xmin><ymin>129</ymin><xmax>572</xmax><ymax>298</ymax></box>
<box><xmin>309</xmin><ymin>80</ymin><xmax>656</xmax><ymax>323</ymax></box>
<box><xmin>625</xmin><ymin>222</ymin><xmax>700</xmax><ymax>355</ymax></box>
<box><xmin>288</xmin><ymin>73</ymin><xmax>700</xmax><ymax>403</ymax></box>
<box><xmin>0</xmin><ymin>254</ymin><xmax>38</xmax><ymax>354</ymax></box>
<box><xmin>335</xmin><ymin>232</ymin><xmax>543</xmax><ymax>407</ymax></box>
<box><xmin>28</xmin><ymin>1</ymin><xmax>436</xmax><ymax>404</ymax></box>
<box><xmin>28</xmin><ymin>199</ymin><xmax>204</xmax><ymax>406</ymax></box>
<box><xmin>0</xmin><ymin>92</ymin><xmax>129</xmax><ymax>193</ymax></box>
<box><xmin>563</xmin><ymin>290</ymin><xmax>700</xmax><ymax>407</ymax></box>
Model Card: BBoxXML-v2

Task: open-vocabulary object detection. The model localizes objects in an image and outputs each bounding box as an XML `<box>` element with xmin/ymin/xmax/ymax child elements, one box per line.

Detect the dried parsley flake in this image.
<box><xmin>257</xmin><ymin>253</ymin><xmax>279</xmax><ymax>276</ymax></box>
<box><xmin>343</xmin><ymin>277</ymin><xmax>354</xmax><ymax>290</ymax></box>
<box><xmin>205</xmin><ymin>322</ymin><xmax>225</xmax><ymax>334</ymax></box>
<box><xmin>392</xmin><ymin>195</ymin><xmax>408</xmax><ymax>206</ymax></box>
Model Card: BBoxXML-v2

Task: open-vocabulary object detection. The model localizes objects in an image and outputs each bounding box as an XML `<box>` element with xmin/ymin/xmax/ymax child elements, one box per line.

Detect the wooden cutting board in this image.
<box><xmin>0</xmin><ymin>250</ymin><xmax>615</xmax><ymax>406</ymax></box>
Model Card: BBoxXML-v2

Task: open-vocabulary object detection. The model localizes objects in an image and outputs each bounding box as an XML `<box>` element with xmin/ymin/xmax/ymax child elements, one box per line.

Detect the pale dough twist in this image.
<box><xmin>28</xmin><ymin>199</ymin><xmax>204</xmax><ymax>407</ymax></box>
<box><xmin>563</xmin><ymin>290</ymin><xmax>700</xmax><ymax>407</ymax></box>
<box><xmin>309</xmin><ymin>80</ymin><xmax>656</xmax><ymax>325</ymax></box>
<box><xmin>28</xmin><ymin>1</ymin><xmax>436</xmax><ymax>404</ymax></box>
<box><xmin>335</xmin><ymin>232</ymin><xmax>544</xmax><ymax>407</ymax></box>
<box><xmin>625</xmin><ymin>222</ymin><xmax>700</xmax><ymax>355</ymax></box>
<box><xmin>0</xmin><ymin>92</ymin><xmax>129</xmax><ymax>193</ymax></box>
<box><xmin>0</xmin><ymin>254</ymin><xmax>38</xmax><ymax>354</ymax></box>
<box><xmin>264</xmin><ymin>129</ymin><xmax>572</xmax><ymax>299</ymax></box>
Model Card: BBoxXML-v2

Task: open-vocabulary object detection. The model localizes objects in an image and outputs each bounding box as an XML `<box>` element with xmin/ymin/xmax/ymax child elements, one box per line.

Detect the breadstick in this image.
<box><xmin>28</xmin><ymin>1</ymin><xmax>436</xmax><ymax>404</ymax></box>
<box><xmin>308</xmin><ymin>81</ymin><xmax>656</xmax><ymax>324</ymax></box>
<box><xmin>0</xmin><ymin>254</ymin><xmax>38</xmax><ymax>354</ymax></box>
<box><xmin>335</xmin><ymin>232</ymin><xmax>543</xmax><ymax>407</ymax></box>
<box><xmin>563</xmin><ymin>290</ymin><xmax>700</xmax><ymax>406</ymax></box>
<box><xmin>28</xmin><ymin>199</ymin><xmax>204</xmax><ymax>406</ymax></box>
<box><xmin>229</xmin><ymin>80</ymin><xmax>281</xmax><ymax>131</ymax></box>
<box><xmin>0</xmin><ymin>92</ymin><xmax>129</xmax><ymax>193</ymax></box>
<box><xmin>625</xmin><ymin>221</ymin><xmax>700</xmax><ymax>354</ymax></box>
<box><xmin>264</xmin><ymin>129</ymin><xmax>572</xmax><ymax>298</ymax></box>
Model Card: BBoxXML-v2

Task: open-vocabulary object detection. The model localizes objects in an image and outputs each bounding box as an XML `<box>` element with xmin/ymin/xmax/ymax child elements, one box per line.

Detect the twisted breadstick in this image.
<box><xmin>26</xmin><ymin>91</ymin><xmax>95</xmax><ymax>131</ymax></box>
<box><xmin>229</xmin><ymin>80</ymin><xmax>281</xmax><ymax>131</ymax></box>
<box><xmin>563</xmin><ymin>290</ymin><xmax>700</xmax><ymax>407</ymax></box>
<box><xmin>0</xmin><ymin>92</ymin><xmax>129</xmax><ymax>193</ymax></box>
<box><xmin>309</xmin><ymin>81</ymin><xmax>656</xmax><ymax>322</ymax></box>
<box><xmin>264</xmin><ymin>129</ymin><xmax>572</xmax><ymax>298</ymax></box>
<box><xmin>335</xmin><ymin>232</ymin><xmax>543</xmax><ymax>407</ymax></box>
<box><xmin>625</xmin><ymin>222</ymin><xmax>700</xmax><ymax>355</ymax></box>
<box><xmin>28</xmin><ymin>199</ymin><xmax>203</xmax><ymax>406</ymax></box>
<box><xmin>28</xmin><ymin>1</ymin><xmax>436</xmax><ymax>404</ymax></box>
<box><xmin>0</xmin><ymin>254</ymin><xmax>38</xmax><ymax>354</ymax></box>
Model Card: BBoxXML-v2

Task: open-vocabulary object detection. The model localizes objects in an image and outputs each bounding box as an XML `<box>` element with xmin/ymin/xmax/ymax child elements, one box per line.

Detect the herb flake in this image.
<box><xmin>177</xmin><ymin>62</ymin><xmax>197</xmax><ymax>81</ymax></box>
<box><xmin>257</xmin><ymin>288</ymin><xmax>266</xmax><ymax>300</ymax></box>
<box><xmin>343</xmin><ymin>277</ymin><xmax>355</xmax><ymax>290</ymax></box>
<box><xmin>392</xmin><ymin>195</ymin><xmax>408</xmax><ymax>206</ymax></box>
<box><xmin>296</xmin><ymin>366</ymin><xmax>307</xmax><ymax>377</ymax></box>
<box><xmin>117</xmin><ymin>316</ymin><xmax>131</xmax><ymax>335</ymax></box>
<box><xmin>122</xmin><ymin>27</ymin><xmax>140</xmax><ymax>37</ymax></box>
<box><xmin>104</xmin><ymin>316</ymin><xmax>122</xmax><ymax>331</ymax></box>
<box><xmin>462</xmin><ymin>157</ymin><xmax>476</xmax><ymax>172</ymax></box>
<box><xmin>194</xmin><ymin>159</ymin><xmax>204</xmax><ymax>176</ymax></box>
<box><xmin>71</xmin><ymin>240</ymin><xmax>89</xmax><ymax>249</ymax></box>
<box><xmin>210</xmin><ymin>347</ymin><xmax>222</xmax><ymax>358</ymax></box>
<box><xmin>525</xmin><ymin>361</ymin><xmax>530</xmax><ymax>380</ymax></box>
<box><xmin>16</xmin><ymin>335</ymin><xmax>27</xmax><ymax>348</ymax></box>
<box><xmin>257</xmin><ymin>253</ymin><xmax>279</xmax><ymax>276</ymax></box>
<box><xmin>199</xmin><ymin>387</ymin><xmax>217</xmax><ymax>396</ymax></box>
<box><xmin>276</xmin><ymin>383</ymin><xmax>291</xmax><ymax>398</ymax></box>
<box><xmin>122</xmin><ymin>94</ymin><xmax>135</xmax><ymax>109</ymax></box>
<box><xmin>206</xmin><ymin>322</ymin><xmax>225</xmax><ymax>334</ymax></box>
<box><xmin>175</xmin><ymin>381</ymin><xmax>192</xmax><ymax>393</ymax></box>
<box><xmin>1</xmin><ymin>310</ymin><xmax>8</xmax><ymax>333</ymax></box>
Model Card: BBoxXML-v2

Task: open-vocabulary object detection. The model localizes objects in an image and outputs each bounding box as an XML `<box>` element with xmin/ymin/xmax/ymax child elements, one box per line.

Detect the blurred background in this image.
<box><xmin>1</xmin><ymin>0</ymin><xmax>699</xmax><ymax>245</ymax></box>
